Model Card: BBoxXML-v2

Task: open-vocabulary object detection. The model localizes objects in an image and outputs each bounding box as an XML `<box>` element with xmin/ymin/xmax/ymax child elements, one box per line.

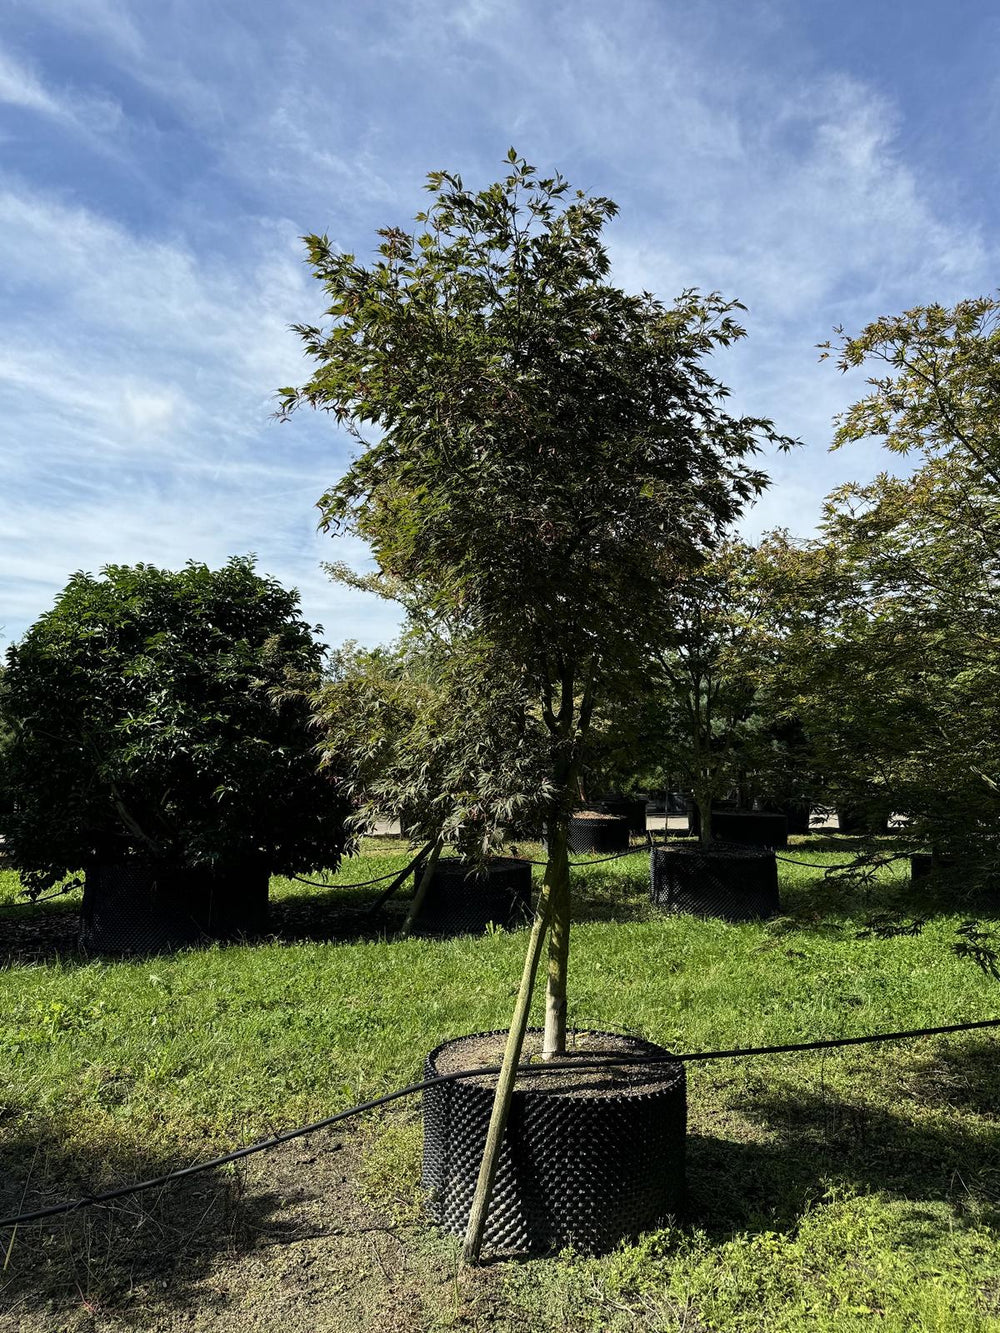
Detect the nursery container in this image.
<box><xmin>650</xmin><ymin>844</ymin><xmax>780</xmax><ymax>921</ymax></box>
<box><xmin>422</xmin><ymin>1028</ymin><xmax>686</xmax><ymax>1255</ymax></box>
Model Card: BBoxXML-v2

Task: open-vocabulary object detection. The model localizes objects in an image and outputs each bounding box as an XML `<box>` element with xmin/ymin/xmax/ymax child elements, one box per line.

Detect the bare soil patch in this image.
<box><xmin>0</xmin><ymin>1121</ymin><xmax>468</xmax><ymax>1333</ymax></box>
<box><xmin>432</xmin><ymin>1029</ymin><xmax>681</xmax><ymax>1097</ymax></box>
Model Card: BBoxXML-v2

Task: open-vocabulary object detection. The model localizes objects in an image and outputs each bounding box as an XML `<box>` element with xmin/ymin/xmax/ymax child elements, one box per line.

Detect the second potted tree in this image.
<box><xmin>0</xmin><ymin>558</ymin><xmax>352</xmax><ymax>954</ymax></box>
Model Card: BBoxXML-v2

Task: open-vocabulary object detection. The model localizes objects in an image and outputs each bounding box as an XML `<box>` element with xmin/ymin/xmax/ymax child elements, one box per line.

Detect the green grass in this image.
<box><xmin>2</xmin><ymin>838</ymin><xmax>1000</xmax><ymax>1330</ymax></box>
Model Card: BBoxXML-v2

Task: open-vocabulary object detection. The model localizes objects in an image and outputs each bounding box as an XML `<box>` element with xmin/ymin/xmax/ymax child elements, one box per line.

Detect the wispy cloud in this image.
<box><xmin>0</xmin><ymin>179</ymin><xmax>400</xmax><ymax>648</ymax></box>
<box><xmin>0</xmin><ymin>46</ymin><xmax>63</xmax><ymax>116</ymax></box>
<box><xmin>0</xmin><ymin>40</ymin><xmax>124</xmax><ymax>139</ymax></box>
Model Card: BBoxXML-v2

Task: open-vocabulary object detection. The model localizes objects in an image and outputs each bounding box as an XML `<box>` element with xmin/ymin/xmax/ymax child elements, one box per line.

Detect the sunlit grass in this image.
<box><xmin>2</xmin><ymin>835</ymin><xmax>999</xmax><ymax>1330</ymax></box>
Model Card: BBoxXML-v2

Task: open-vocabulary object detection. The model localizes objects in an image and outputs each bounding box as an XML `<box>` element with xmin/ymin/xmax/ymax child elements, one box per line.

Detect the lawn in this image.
<box><xmin>1</xmin><ymin>838</ymin><xmax>999</xmax><ymax>1331</ymax></box>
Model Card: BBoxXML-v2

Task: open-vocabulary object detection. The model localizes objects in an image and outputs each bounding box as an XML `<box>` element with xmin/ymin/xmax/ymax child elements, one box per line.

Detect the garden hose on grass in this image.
<box><xmin>3</xmin><ymin>1014</ymin><xmax>1000</xmax><ymax>1230</ymax></box>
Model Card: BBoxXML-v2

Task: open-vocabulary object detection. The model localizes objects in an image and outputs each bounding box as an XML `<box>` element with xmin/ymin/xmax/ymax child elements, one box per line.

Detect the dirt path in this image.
<box><xmin>0</xmin><ymin>1120</ymin><xmax>495</xmax><ymax>1333</ymax></box>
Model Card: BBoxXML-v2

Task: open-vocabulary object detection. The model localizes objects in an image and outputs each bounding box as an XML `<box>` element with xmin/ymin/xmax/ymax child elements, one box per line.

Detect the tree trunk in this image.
<box><xmin>696</xmin><ymin>791</ymin><xmax>713</xmax><ymax>846</ymax></box>
<box><xmin>542</xmin><ymin>817</ymin><xmax>571</xmax><ymax>1059</ymax></box>
<box><xmin>399</xmin><ymin>838</ymin><xmax>443</xmax><ymax>937</ymax></box>
<box><xmin>461</xmin><ymin>864</ymin><xmax>555</xmax><ymax>1264</ymax></box>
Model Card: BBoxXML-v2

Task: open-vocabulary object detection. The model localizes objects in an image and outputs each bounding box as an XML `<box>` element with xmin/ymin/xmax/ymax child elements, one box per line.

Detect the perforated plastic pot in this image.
<box><xmin>712</xmin><ymin>810</ymin><xmax>788</xmax><ymax>849</ymax></box>
<box><xmin>80</xmin><ymin>861</ymin><xmax>270</xmax><ymax>955</ymax></box>
<box><xmin>422</xmin><ymin>1028</ymin><xmax>686</xmax><ymax>1256</ymax></box>
<box><xmin>411</xmin><ymin>858</ymin><xmax>532</xmax><ymax>936</ymax></box>
<box><xmin>910</xmin><ymin>852</ymin><xmax>956</xmax><ymax>880</ymax></box>
<box><xmin>594</xmin><ymin>796</ymin><xmax>648</xmax><ymax>835</ymax></box>
<box><xmin>567</xmin><ymin>813</ymin><xmax>630</xmax><ymax>854</ymax></box>
<box><xmin>650</xmin><ymin>845</ymin><xmax>780</xmax><ymax>921</ymax></box>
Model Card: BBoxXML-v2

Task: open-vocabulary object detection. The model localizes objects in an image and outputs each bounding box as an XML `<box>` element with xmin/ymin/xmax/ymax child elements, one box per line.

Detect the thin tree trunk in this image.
<box><xmin>461</xmin><ymin>868</ymin><xmax>555</xmax><ymax>1265</ymax></box>
<box><xmin>399</xmin><ymin>838</ymin><xmax>443</xmax><ymax>937</ymax></box>
<box><xmin>542</xmin><ymin>818</ymin><xmax>571</xmax><ymax>1059</ymax></box>
<box><xmin>697</xmin><ymin>791</ymin><xmax>713</xmax><ymax>846</ymax></box>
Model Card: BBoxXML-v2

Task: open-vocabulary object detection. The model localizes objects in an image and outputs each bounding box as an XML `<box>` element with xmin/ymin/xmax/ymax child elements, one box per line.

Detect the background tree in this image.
<box><xmin>648</xmin><ymin>541</ymin><xmax>771</xmax><ymax>841</ymax></box>
<box><xmin>0</xmin><ymin>557</ymin><xmax>350</xmax><ymax>897</ymax></box>
<box><xmin>746</xmin><ymin>532</ymin><xmax>908</xmax><ymax>835</ymax></box>
<box><xmin>315</xmin><ymin>628</ymin><xmax>553</xmax><ymax>929</ymax></box>
<box><xmin>751</xmin><ymin>297</ymin><xmax>1000</xmax><ymax>879</ymax></box>
<box><xmin>631</xmin><ymin>537</ymin><xmax>820</xmax><ymax>842</ymax></box>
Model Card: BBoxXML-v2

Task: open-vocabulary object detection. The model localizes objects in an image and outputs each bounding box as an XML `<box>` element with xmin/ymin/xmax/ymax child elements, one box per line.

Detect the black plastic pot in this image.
<box><xmin>567</xmin><ymin>813</ymin><xmax>630</xmax><ymax>854</ymax></box>
<box><xmin>595</xmin><ymin>796</ymin><xmax>647</xmax><ymax>836</ymax></box>
<box><xmin>422</xmin><ymin>1028</ymin><xmax>686</xmax><ymax>1256</ymax></box>
<box><xmin>836</xmin><ymin>807</ymin><xmax>891</xmax><ymax>835</ymax></box>
<box><xmin>910</xmin><ymin>852</ymin><xmax>957</xmax><ymax>880</ymax></box>
<box><xmin>779</xmin><ymin>802</ymin><xmax>812</xmax><ymax>836</ymax></box>
<box><xmin>411</xmin><ymin>858</ymin><xmax>532</xmax><ymax>936</ymax></box>
<box><xmin>684</xmin><ymin>799</ymin><xmax>737</xmax><ymax>839</ymax></box>
<box><xmin>650</xmin><ymin>844</ymin><xmax>780</xmax><ymax>921</ymax></box>
<box><xmin>712</xmin><ymin>810</ymin><xmax>788</xmax><ymax>849</ymax></box>
<box><xmin>80</xmin><ymin>861</ymin><xmax>270</xmax><ymax>955</ymax></box>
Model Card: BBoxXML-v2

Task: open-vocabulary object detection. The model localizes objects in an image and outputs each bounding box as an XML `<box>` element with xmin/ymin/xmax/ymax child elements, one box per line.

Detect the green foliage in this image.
<box><xmin>0</xmin><ymin>556</ymin><xmax>351</xmax><ymax>895</ymax></box>
<box><xmin>315</xmin><ymin>632</ymin><xmax>554</xmax><ymax>857</ymax></box>
<box><xmin>649</xmin><ymin>542</ymin><xmax>779</xmax><ymax>837</ymax></box>
<box><xmin>600</xmin><ymin>538</ymin><xmax>820</xmax><ymax>841</ymax></box>
<box><xmin>759</xmin><ymin>296</ymin><xmax>1000</xmax><ymax>876</ymax></box>
<box><xmin>282</xmin><ymin>153</ymin><xmax>795</xmax><ymax>1045</ymax></box>
<box><xmin>822</xmin><ymin>296</ymin><xmax>1000</xmax><ymax>465</ymax></box>
<box><xmin>282</xmin><ymin>154</ymin><xmax>795</xmax><ymax>689</ymax></box>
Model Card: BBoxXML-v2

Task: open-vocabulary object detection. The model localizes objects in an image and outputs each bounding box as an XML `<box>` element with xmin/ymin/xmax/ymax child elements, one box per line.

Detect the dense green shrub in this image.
<box><xmin>0</xmin><ymin>557</ymin><xmax>351</xmax><ymax>896</ymax></box>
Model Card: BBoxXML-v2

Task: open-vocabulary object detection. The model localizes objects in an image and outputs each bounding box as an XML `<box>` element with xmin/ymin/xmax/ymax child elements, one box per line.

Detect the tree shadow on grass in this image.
<box><xmin>0</xmin><ymin>883</ymin><xmax>409</xmax><ymax>968</ymax></box>
<box><xmin>774</xmin><ymin>851</ymin><xmax>1000</xmax><ymax>932</ymax></box>
<box><xmin>686</xmin><ymin>1037</ymin><xmax>1000</xmax><ymax>1246</ymax></box>
<box><xmin>0</xmin><ymin>1117</ymin><xmax>371</xmax><ymax>1326</ymax></box>
<box><xmin>0</xmin><ymin>902</ymin><xmax>83</xmax><ymax>968</ymax></box>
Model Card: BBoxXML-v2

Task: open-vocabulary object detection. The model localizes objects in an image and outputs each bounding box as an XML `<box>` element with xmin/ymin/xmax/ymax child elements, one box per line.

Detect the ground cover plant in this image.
<box><xmin>2</xmin><ymin>837</ymin><xmax>999</xmax><ymax>1331</ymax></box>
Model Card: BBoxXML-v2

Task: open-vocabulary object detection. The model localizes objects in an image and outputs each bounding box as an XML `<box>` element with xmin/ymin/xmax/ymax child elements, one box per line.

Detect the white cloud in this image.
<box><xmin>0</xmin><ymin>41</ymin><xmax>125</xmax><ymax>139</ymax></box>
<box><xmin>0</xmin><ymin>46</ymin><xmax>62</xmax><ymax>115</ymax></box>
<box><xmin>9</xmin><ymin>0</ymin><xmax>146</xmax><ymax>62</ymax></box>
<box><xmin>0</xmin><ymin>180</ymin><xmax>398</xmax><ymax>650</ymax></box>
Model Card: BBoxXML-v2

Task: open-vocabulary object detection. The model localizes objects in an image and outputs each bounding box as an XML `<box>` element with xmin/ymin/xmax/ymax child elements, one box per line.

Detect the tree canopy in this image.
<box><xmin>0</xmin><ymin>557</ymin><xmax>351</xmax><ymax>896</ymax></box>
<box><xmin>763</xmin><ymin>296</ymin><xmax>1000</xmax><ymax>878</ymax></box>
<box><xmin>281</xmin><ymin>153</ymin><xmax>796</xmax><ymax>692</ymax></box>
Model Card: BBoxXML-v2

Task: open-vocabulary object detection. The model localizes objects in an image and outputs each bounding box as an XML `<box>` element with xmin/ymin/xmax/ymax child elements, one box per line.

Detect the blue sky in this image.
<box><xmin>2</xmin><ymin>0</ymin><xmax>997</xmax><ymax>650</ymax></box>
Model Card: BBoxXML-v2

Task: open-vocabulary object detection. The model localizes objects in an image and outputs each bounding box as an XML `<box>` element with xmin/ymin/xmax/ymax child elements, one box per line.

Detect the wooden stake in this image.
<box><xmin>461</xmin><ymin>870</ymin><xmax>554</xmax><ymax>1265</ymax></box>
<box><xmin>364</xmin><ymin>840</ymin><xmax>436</xmax><ymax>917</ymax></box>
<box><xmin>399</xmin><ymin>838</ymin><xmax>443</xmax><ymax>938</ymax></box>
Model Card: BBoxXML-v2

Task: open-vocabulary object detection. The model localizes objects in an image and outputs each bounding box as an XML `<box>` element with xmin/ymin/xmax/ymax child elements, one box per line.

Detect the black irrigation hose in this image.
<box><xmin>18</xmin><ymin>844</ymin><xmax>888</xmax><ymax>904</ymax></box>
<box><xmin>284</xmin><ymin>844</ymin><xmax>434</xmax><ymax>895</ymax></box>
<box><xmin>511</xmin><ymin>841</ymin><xmax>656</xmax><ymax>869</ymax></box>
<box><xmin>288</xmin><ymin>867</ymin><xmax>410</xmax><ymax>891</ymax></box>
<box><xmin>772</xmin><ymin>851</ymin><xmax>912</xmax><ymax>869</ymax></box>
<box><xmin>4</xmin><ymin>1014</ymin><xmax>999</xmax><ymax>1231</ymax></box>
